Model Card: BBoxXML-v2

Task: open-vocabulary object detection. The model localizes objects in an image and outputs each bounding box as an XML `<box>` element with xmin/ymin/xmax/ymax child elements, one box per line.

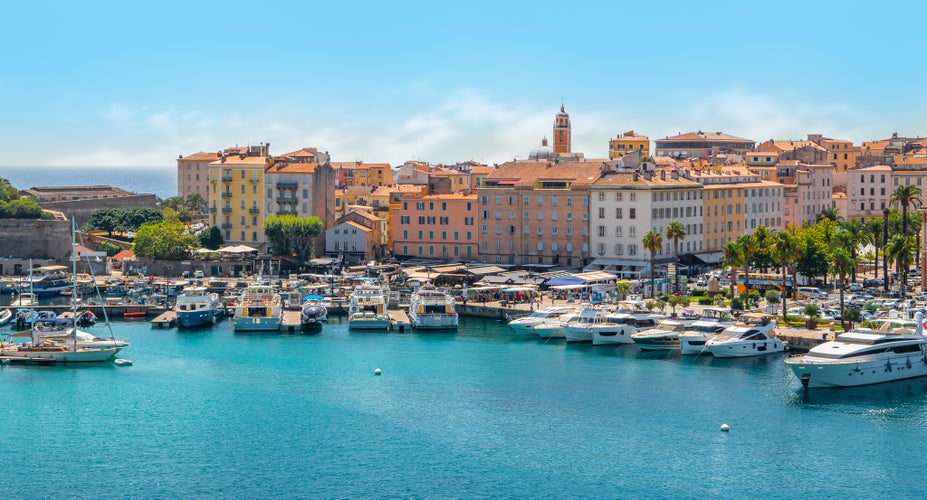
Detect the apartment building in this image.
<box><xmin>807</xmin><ymin>134</ymin><xmax>859</xmax><ymax>185</ymax></box>
<box><xmin>587</xmin><ymin>168</ymin><xmax>703</xmax><ymax>279</ymax></box>
<box><xmin>391</xmin><ymin>192</ymin><xmax>478</xmax><ymax>262</ymax></box>
<box><xmin>208</xmin><ymin>145</ymin><xmax>271</xmax><ymax>248</ymax></box>
<box><xmin>477</xmin><ymin>159</ymin><xmax>603</xmax><ymax>268</ymax></box>
<box><xmin>654</xmin><ymin>131</ymin><xmax>755</xmax><ymax>159</ymax></box>
<box><xmin>177</xmin><ymin>151</ymin><xmax>217</xmax><ymax>200</ymax></box>
<box><xmin>608</xmin><ymin>130</ymin><xmax>650</xmax><ymax>160</ymax></box>
<box><xmin>845</xmin><ymin>165</ymin><xmax>891</xmax><ymax>220</ymax></box>
<box><xmin>331</xmin><ymin>161</ymin><xmax>393</xmax><ymax>188</ymax></box>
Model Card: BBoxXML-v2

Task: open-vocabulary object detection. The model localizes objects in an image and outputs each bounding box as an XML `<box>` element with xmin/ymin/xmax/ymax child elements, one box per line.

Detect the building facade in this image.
<box><xmin>208</xmin><ymin>145</ymin><xmax>271</xmax><ymax>249</ymax></box>
<box><xmin>655</xmin><ymin>131</ymin><xmax>755</xmax><ymax>159</ymax></box>
<box><xmin>391</xmin><ymin>192</ymin><xmax>478</xmax><ymax>262</ymax></box>
<box><xmin>177</xmin><ymin>152</ymin><xmax>217</xmax><ymax>201</ymax></box>
<box><xmin>608</xmin><ymin>130</ymin><xmax>650</xmax><ymax>160</ymax></box>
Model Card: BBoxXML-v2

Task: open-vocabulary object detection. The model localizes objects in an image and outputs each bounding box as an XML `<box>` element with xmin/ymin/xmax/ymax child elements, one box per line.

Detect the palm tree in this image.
<box><xmin>665</xmin><ymin>220</ymin><xmax>686</xmax><ymax>294</ymax></box>
<box><xmin>615</xmin><ymin>281</ymin><xmax>632</xmax><ymax>300</ymax></box>
<box><xmin>890</xmin><ymin>185</ymin><xmax>922</xmax><ymax>291</ymax></box>
<box><xmin>735</xmin><ymin>233</ymin><xmax>756</xmax><ymax>301</ymax></box>
<box><xmin>721</xmin><ymin>240</ymin><xmax>743</xmax><ymax>299</ymax></box>
<box><xmin>840</xmin><ymin>219</ymin><xmax>865</xmax><ymax>283</ymax></box>
<box><xmin>863</xmin><ymin>218</ymin><xmax>883</xmax><ymax>280</ymax></box>
<box><xmin>185</xmin><ymin>193</ymin><xmax>207</xmax><ymax>215</ymax></box>
<box><xmin>642</xmin><ymin>230</ymin><xmax>663</xmax><ymax>298</ymax></box>
<box><xmin>773</xmin><ymin>229</ymin><xmax>800</xmax><ymax>321</ymax></box>
<box><xmin>830</xmin><ymin>247</ymin><xmax>855</xmax><ymax>330</ymax></box>
<box><xmin>817</xmin><ymin>206</ymin><xmax>843</xmax><ymax>223</ymax></box>
<box><xmin>885</xmin><ymin>234</ymin><xmax>916</xmax><ymax>298</ymax></box>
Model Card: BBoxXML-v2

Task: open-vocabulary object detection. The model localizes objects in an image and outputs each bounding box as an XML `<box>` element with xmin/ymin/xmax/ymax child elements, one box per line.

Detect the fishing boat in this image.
<box><xmin>785</xmin><ymin>312</ymin><xmax>927</xmax><ymax>388</ymax></box>
<box><xmin>233</xmin><ymin>284</ymin><xmax>283</xmax><ymax>332</ymax></box>
<box><xmin>348</xmin><ymin>281</ymin><xmax>390</xmax><ymax>331</ymax></box>
<box><xmin>408</xmin><ymin>282</ymin><xmax>458</xmax><ymax>331</ymax></box>
<box><xmin>174</xmin><ymin>285</ymin><xmax>225</xmax><ymax>328</ymax></box>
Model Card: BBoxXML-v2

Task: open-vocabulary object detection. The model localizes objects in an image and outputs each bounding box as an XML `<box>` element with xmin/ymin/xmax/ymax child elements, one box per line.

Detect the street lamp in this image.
<box><xmin>883</xmin><ymin>207</ymin><xmax>890</xmax><ymax>294</ymax></box>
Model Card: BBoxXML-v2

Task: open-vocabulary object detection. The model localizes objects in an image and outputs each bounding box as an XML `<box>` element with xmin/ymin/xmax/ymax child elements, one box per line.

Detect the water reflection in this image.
<box><xmin>788</xmin><ymin>376</ymin><xmax>927</xmax><ymax>418</ymax></box>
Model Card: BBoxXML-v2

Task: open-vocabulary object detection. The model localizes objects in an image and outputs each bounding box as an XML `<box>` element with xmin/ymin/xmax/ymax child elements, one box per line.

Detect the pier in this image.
<box><xmin>151</xmin><ymin>311</ymin><xmax>178</xmax><ymax>328</ymax></box>
<box><xmin>388</xmin><ymin>310</ymin><xmax>410</xmax><ymax>332</ymax></box>
<box><xmin>281</xmin><ymin>310</ymin><xmax>302</xmax><ymax>333</ymax></box>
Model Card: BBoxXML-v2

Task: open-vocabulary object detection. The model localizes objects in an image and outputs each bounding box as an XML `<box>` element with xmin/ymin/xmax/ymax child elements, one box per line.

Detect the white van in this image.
<box><xmin>797</xmin><ymin>287</ymin><xmax>828</xmax><ymax>300</ymax></box>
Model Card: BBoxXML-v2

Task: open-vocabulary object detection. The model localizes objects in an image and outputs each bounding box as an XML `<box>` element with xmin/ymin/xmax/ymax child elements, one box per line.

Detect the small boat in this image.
<box><xmin>408</xmin><ymin>282</ymin><xmax>458</xmax><ymax>331</ymax></box>
<box><xmin>705</xmin><ymin>313</ymin><xmax>784</xmax><ymax>358</ymax></box>
<box><xmin>75</xmin><ymin>310</ymin><xmax>97</xmax><ymax>327</ymax></box>
<box><xmin>300</xmin><ymin>296</ymin><xmax>328</xmax><ymax>332</ymax></box>
<box><xmin>786</xmin><ymin>312</ymin><xmax>927</xmax><ymax>388</ymax></box>
<box><xmin>0</xmin><ymin>308</ymin><xmax>12</xmax><ymax>327</ymax></box>
<box><xmin>174</xmin><ymin>286</ymin><xmax>225</xmax><ymax>328</ymax></box>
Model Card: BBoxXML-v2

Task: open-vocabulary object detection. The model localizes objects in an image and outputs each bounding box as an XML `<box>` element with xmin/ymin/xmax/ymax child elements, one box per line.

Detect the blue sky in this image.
<box><xmin>2</xmin><ymin>1</ymin><xmax>924</xmax><ymax>171</ymax></box>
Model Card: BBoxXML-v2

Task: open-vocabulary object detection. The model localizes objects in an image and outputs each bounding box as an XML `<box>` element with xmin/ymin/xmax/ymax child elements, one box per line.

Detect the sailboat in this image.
<box><xmin>0</xmin><ymin>221</ymin><xmax>126</xmax><ymax>363</ymax></box>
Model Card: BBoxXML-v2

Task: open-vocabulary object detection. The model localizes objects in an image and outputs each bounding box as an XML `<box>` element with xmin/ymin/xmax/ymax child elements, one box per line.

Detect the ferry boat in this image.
<box><xmin>174</xmin><ymin>285</ymin><xmax>225</xmax><ymax>328</ymax></box>
<box><xmin>705</xmin><ymin>313</ymin><xmax>784</xmax><ymax>358</ymax></box>
<box><xmin>233</xmin><ymin>284</ymin><xmax>283</xmax><ymax>332</ymax></box>
<box><xmin>785</xmin><ymin>313</ymin><xmax>927</xmax><ymax>388</ymax></box>
<box><xmin>18</xmin><ymin>265</ymin><xmax>71</xmax><ymax>297</ymax></box>
<box><xmin>348</xmin><ymin>282</ymin><xmax>390</xmax><ymax>331</ymax></box>
<box><xmin>408</xmin><ymin>283</ymin><xmax>458</xmax><ymax>331</ymax></box>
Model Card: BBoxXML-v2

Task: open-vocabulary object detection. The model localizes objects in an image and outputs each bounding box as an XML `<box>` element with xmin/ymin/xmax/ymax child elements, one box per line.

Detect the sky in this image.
<box><xmin>2</xmin><ymin>1</ymin><xmax>925</xmax><ymax>172</ymax></box>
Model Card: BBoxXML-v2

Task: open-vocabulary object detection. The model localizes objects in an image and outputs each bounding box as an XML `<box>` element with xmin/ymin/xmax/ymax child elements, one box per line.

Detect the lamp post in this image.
<box><xmin>883</xmin><ymin>207</ymin><xmax>890</xmax><ymax>294</ymax></box>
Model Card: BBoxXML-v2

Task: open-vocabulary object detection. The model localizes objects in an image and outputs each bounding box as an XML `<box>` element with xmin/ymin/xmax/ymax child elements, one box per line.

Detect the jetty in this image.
<box><xmin>281</xmin><ymin>310</ymin><xmax>302</xmax><ymax>333</ymax></box>
<box><xmin>388</xmin><ymin>310</ymin><xmax>410</xmax><ymax>332</ymax></box>
<box><xmin>151</xmin><ymin>311</ymin><xmax>178</xmax><ymax>328</ymax></box>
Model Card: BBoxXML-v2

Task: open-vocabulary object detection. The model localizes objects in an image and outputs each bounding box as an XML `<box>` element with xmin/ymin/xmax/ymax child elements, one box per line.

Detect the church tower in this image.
<box><xmin>553</xmin><ymin>105</ymin><xmax>571</xmax><ymax>153</ymax></box>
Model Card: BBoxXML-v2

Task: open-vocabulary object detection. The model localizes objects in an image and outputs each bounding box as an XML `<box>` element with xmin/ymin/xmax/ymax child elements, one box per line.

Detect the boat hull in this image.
<box><xmin>631</xmin><ymin>335</ymin><xmax>680</xmax><ymax>351</ymax></box>
<box><xmin>564</xmin><ymin>326</ymin><xmax>595</xmax><ymax>343</ymax></box>
<box><xmin>234</xmin><ymin>317</ymin><xmax>281</xmax><ymax>332</ymax></box>
<box><xmin>349</xmin><ymin>316</ymin><xmax>391</xmax><ymax>330</ymax></box>
<box><xmin>708</xmin><ymin>339</ymin><xmax>785</xmax><ymax>358</ymax></box>
<box><xmin>678</xmin><ymin>335</ymin><xmax>711</xmax><ymax>355</ymax></box>
<box><xmin>534</xmin><ymin>324</ymin><xmax>566</xmax><ymax>339</ymax></box>
<box><xmin>177</xmin><ymin>308</ymin><xmax>221</xmax><ymax>328</ymax></box>
<box><xmin>591</xmin><ymin>326</ymin><xmax>635</xmax><ymax>345</ymax></box>
<box><xmin>786</xmin><ymin>354</ymin><xmax>927</xmax><ymax>388</ymax></box>
<box><xmin>408</xmin><ymin>313</ymin><xmax>458</xmax><ymax>330</ymax></box>
<box><xmin>1</xmin><ymin>346</ymin><xmax>121</xmax><ymax>363</ymax></box>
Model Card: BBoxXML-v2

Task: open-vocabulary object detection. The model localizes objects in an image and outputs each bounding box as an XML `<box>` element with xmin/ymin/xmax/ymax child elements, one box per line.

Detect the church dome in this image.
<box><xmin>529</xmin><ymin>137</ymin><xmax>554</xmax><ymax>160</ymax></box>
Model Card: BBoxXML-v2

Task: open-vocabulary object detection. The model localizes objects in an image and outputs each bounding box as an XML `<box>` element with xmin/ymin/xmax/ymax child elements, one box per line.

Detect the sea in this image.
<box><xmin>1</xmin><ymin>167</ymin><xmax>177</xmax><ymax>200</ymax></box>
<box><xmin>2</xmin><ymin>316</ymin><xmax>927</xmax><ymax>498</ymax></box>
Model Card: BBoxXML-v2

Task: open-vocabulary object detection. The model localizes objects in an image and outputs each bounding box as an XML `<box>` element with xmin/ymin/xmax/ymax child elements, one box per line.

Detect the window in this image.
<box><xmin>629</xmin><ymin>193</ymin><xmax>636</xmax><ymax>202</ymax></box>
<box><xmin>537</xmin><ymin>226</ymin><xmax>544</xmax><ymax>236</ymax></box>
<box><xmin>598</xmin><ymin>207</ymin><xmax>605</xmax><ymax>218</ymax></box>
<box><xmin>495</xmin><ymin>196</ymin><xmax>501</xmax><ymax>205</ymax></box>
<box><xmin>566</xmin><ymin>197</ymin><xmax>573</xmax><ymax>206</ymax></box>
<box><xmin>566</xmin><ymin>212</ymin><xmax>573</xmax><ymax>221</ymax></box>
<box><xmin>629</xmin><ymin>227</ymin><xmax>636</xmax><ymax>238</ymax></box>
<box><xmin>598</xmin><ymin>225</ymin><xmax>605</xmax><ymax>236</ymax></box>
<box><xmin>616</xmin><ymin>226</ymin><xmax>622</xmax><ymax>237</ymax></box>
<box><xmin>616</xmin><ymin>192</ymin><xmax>623</xmax><ymax>201</ymax></box>
<box><xmin>616</xmin><ymin>208</ymin><xmax>623</xmax><ymax>219</ymax></box>
<box><xmin>628</xmin><ymin>244</ymin><xmax>637</xmax><ymax>255</ymax></box>
<box><xmin>629</xmin><ymin>208</ymin><xmax>636</xmax><ymax>219</ymax></box>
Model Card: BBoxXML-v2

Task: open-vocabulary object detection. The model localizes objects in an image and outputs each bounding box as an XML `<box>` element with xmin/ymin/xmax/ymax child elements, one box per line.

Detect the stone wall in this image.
<box><xmin>0</xmin><ymin>219</ymin><xmax>72</xmax><ymax>262</ymax></box>
<box><xmin>39</xmin><ymin>194</ymin><xmax>159</xmax><ymax>227</ymax></box>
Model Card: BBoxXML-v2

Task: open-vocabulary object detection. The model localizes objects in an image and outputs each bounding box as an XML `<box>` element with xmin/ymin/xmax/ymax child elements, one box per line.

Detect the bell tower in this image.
<box><xmin>553</xmin><ymin>104</ymin><xmax>571</xmax><ymax>153</ymax></box>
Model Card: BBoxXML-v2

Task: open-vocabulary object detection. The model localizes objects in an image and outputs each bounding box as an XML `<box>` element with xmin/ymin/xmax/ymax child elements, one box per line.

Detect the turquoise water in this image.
<box><xmin>3</xmin><ymin>316</ymin><xmax>927</xmax><ymax>498</ymax></box>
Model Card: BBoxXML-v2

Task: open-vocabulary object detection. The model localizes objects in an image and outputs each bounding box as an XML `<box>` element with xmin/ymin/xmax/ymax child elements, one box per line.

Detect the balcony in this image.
<box><xmin>221</xmin><ymin>207</ymin><xmax>233</xmax><ymax>213</ymax></box>
<box><xmin>221</xmin><ymin>223</ymin><xmax>233</xmax><ymax>229</ymax></box>
<box><xmin>209</xmin><ymin>207</ymin><xmax>217</xmax><ymax>213</ymax></box>
<box><xmin>221</xmin><ymin>175</ymin><xmax>233</xmax><ymax>182</ymax></box>
<box><xmin>221</xmin><ymin>191</ymin><xmax>233</xmax><ymax>198</ymax></box>
<box><xmin>277</xmin><ymin>210</ymin><xmax>297</xmax><ymax>216</ymax></box>
<box><xmin>276</xmin><ymin>181</ymin><xmax>297</xmax><ymax>189</ymax></box>
<box><xmin>248</xmin><ymin>208</ymin><xmax>260</xmax><ymax>214</ymax></box>
<box><xmin>277</xmin><ymin>196</ymin><xmax>297</xmax><ymax>203</ymax></box>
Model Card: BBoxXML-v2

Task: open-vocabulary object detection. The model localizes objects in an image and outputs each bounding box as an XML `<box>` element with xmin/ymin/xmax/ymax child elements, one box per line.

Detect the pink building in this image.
<box><xmin>392</xmin><ymin>192</ymin><xmax>478</xmax><ymax>262</ymax></box>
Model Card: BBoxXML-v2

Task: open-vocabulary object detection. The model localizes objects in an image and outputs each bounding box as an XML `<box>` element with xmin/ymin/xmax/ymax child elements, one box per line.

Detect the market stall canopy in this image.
<box><xmin>217</xmin><ymin>245</ymin><xmax>259</xmax><ymax>254</ymax></box>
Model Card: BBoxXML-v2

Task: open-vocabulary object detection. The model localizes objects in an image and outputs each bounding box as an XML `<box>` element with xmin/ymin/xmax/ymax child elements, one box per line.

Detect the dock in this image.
<box><xmin>151</xmin><ymin>311</ymin><xmax>178</xmax><ymax>328</ymax></box>
<box><xmin>281</xmin><ymin>310</ymin><xmax>302</xmax><ymax>333</ymax></box>
<box><xmin>388</xmin><ymin>310</ymin><xmax>410</xmax><ymax>332</ymax></box>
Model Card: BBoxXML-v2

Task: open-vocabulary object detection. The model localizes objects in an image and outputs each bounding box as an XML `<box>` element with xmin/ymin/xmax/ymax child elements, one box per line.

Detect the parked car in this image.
<box><xmin>849</xmin><ymin>283</ymin><xmax>863</xmax><ymax>292</ymax></box>
<box><xmin>915</xmin><ymin>292</ymin><xmax>927</xmax><ymax>301</ymax></box>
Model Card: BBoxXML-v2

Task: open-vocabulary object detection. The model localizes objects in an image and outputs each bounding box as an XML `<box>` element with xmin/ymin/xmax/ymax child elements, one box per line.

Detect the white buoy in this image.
<box><xmin>114</xmin><ymin>358</ymin><xmax>133</xmax><ymax>367</ymax></box>
<box><xmin>374</xmin><ymin>368</ymin><xmax>382</xmax><ymax>376</ymax></box>
<box><xmin>720</xmin><ymin>423</ymin><xmax>730</xmax><ymax>432</ymax></box>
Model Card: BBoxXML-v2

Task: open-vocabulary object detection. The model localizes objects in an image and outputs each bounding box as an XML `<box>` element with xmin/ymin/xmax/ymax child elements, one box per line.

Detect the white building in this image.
<box><xmin>845</xmin><ymin>165</ymin><xmax>892</xmax><ymax>220</ymax></box>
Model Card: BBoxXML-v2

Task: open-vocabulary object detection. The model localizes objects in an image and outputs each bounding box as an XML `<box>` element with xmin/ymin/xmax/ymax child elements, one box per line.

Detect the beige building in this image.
<box><xmin>845</xmin><ymin>165</ymin><xmax>891</xmax><ymax>220</ymax></box>
<box><xmin>477</xmin><ymin>159</ymin><xmax>603</xmax><ymax>268</ymax></box>
<box><xmin>177</xmin><ymin>151</ymin><xmax>217</xmax><ymax>201</ymax></box>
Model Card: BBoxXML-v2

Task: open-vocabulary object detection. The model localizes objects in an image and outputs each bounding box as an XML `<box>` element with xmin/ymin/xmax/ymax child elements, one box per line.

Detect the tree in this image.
<box><xmin>197</xmin><ymin>226</ymin><xmax>224</xmax><ymax>249</ymax></box>
<box><xmin>797</xmin><ymin>225</ymin><xmax>830</xmax><ymax>286</ymax></box>
<box><xmin>185</xmin><ymin>193</ymin><xmax>207</xmax><ymax>215</ymax></box>
<box><xmin>773</xmin><ymin>228</ymin><xmax>800</xmax><ymax>321</ymax></box>
<box><xmin>665</xmin><ymin>220</ymin><xmax>686</xmax><ymax>294</ymax></box>
<box><xmin>839</xmin><ymin>219</ymin><xmax>865</xmax><ymax>283</ymax></box>
<box><xmin>830</xmin><ymin>247</ymin><xmax>855</xmax><ymax>330</ymax></box>
<box><xmin>817</xmin><ymin>206</ymin><xmax>843</xmax><ymax>223</ymax></box>
<box><xmin>722</xmin><ymin>239</ymin><xmax>743</xmax><ymax>298</ymax></box>
<box><xmin>264</xmin><ymin>215</ymin><xmax>323</xmax><ymax>260</ymax></box>
<box><xmin>132</xmin><ymin>221</ymin><xmax>197</xmax><ymax>259</ymax></box>
<box><xmin>735</xmin><ymin>233</ymin><xmax>757</xmax><ymax>298</ymax></box>
<box><xmin>750</xmin><ymin>225</ymin><xmax>776</xmax><ymax>272</ymax></box>
<box><xmin>885</xmin><ymin>234</ymin><xmax>916</xmax><ymax>297</ymax></box>
<box><xmin>863</xmin><ymin>218</ymin><xmax>884</xmax><ymax>281</ymax></box>
<box><xmin>0</xmin><ymin>198</ymin><xmax>45</xmax><ymax>219</ymax></box>
<box><xmin>642</xmin><ymin>230</ymin><xmax>663</xmax><ymax>298</ymax></box>
<box><xmin>615</xmin><ymin>281</ymin><xmax>632</xmax><ymax>301</ymax></box>
<box><xmin>159</xmin><ymin>196</ymin><xmax>186</xmax><ymax>211</ymax></box>
<box><xmin>890</xmin><ymin>184</ymin><xmax>922</xmax><ymax>289</ymax></box>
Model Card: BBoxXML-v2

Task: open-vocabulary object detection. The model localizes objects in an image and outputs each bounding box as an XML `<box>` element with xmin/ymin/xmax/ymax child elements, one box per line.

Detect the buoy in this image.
<box><xmin>114</xmin><ymin>358</ymin><xmax>133</xmax><ymax>367</ymax></box>
<box><xmin>720</xmin><ymin>423</ymin><xmax>730</xmax><ymax>432</ymax></box>
<box><xmin>374</xmin><ymin>368</ymin><xmax>382</xmax><ymax>375</ymax></box>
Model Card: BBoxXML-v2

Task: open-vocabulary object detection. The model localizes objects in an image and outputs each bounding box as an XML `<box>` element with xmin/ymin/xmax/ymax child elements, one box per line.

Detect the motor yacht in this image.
<box><xmin>678</xmin><ymin>307</ymin><xmax>736</xmax><ymax>355</ymax></box>
<box><xmin>785</xmin><ymin>312</ymin><xmax>927</xmax><ymax>388</ymax></box>
<box><xmin>631</xmin><ymin>319</ymin><xmax>691</xmax><ymax>351</ymax></box>
<box><xmin>347</xmin><ymin>281</ymin><xmax>390</xmax><ymax>331</ymax></box>
<box><xmin>507</xmin><ymin>305</ymin><xmax>577</xmax><ymax>335</ymax></box>
<box><xmin>564</xmin><ymin>304</ymin><xmax>619</xmax><ymax>343</ymax></box>
<box><xmin>705</xmin><ymin>313</ymin><xmax>783</xmax><ymax>358</ymax></box>
<box><xmin>408</xmin><ymin>282</ymin><xmax>458</xmax><ymax>331</ymax></box>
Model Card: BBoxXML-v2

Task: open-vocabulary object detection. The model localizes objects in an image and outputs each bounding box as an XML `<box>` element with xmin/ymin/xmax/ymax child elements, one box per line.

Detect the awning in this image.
<box><xmin>690</xmin><ymin>252</ymin><xmax>724</xmax><ymax>265</ymax></box>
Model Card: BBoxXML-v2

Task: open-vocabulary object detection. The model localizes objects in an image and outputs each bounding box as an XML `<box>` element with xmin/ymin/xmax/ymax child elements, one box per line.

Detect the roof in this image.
<box><xmin>657</xmin><ymin>131</ymin><xmax>754</xmax><ymax>143</ymax></box>
<box><xmin>265</xmin><ymin>162</ymin><xmax>318</xmax><ymax>174</ymax></box>
<box><xmin>482</xmin><ymin>159</ymin><xmax>607</xmax><ymax>189</ymax></box>
<box><xmin>210</xmin><ymin>155</ymin><xmax>268</xmax><ymax>166</ymax></box>
<box><xmin>592</xmin><ymin>171</ymin><xmax>702</xmax><ymax>189</ymax></box>
<box><xmin>179</xmin><ymin>152</ymin><xmax>218</xmax><ymax>161</ymax></box>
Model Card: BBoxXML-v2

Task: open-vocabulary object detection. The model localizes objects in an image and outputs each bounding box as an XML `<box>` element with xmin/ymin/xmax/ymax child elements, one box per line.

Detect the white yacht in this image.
<box><xmin>564</xmin><ymin>304</ymin><xmax>619</xmax><ymax>343</ymax></box>
<box><xmin>678</xmin><ymin>307</ymin><xmax>736</xmax><ymax>355</ymax></box>
<box><xmin>175</xmin><ymin>286</ymin><xmax>225</xmax><ymax>328</ymax></box>
<box><xmin>507</xmin><ymin>305</ymin><xmax>577</xmax><ymax>335</ymax></box>
<box><xmin>630</xmin><ymin>319</ymin><xmax>691</xmax><ymax>351</ymax></box>
<box><xmin>233</xmin><ymin>284</ymin><xmax>283</xmax><ymax>332</ymax></box>
<box><xmin>785</xmin><ymin>312</ymin><xmax>927</xmax><ymax>388</ymax></box>
<box><xmin>300</xmin><ymin>297</ymin><xmax>328</xmax><ymax>332</ymax></box>
<box><xmin>348</xmin><ymin>281</ymin><xmax>390</xmax><ymax>331</ymax></box>
<box><xmin>597</xmin><ymin>301</ymin><xmax>662</xmax><ymax>346</ymax></box>
<box><xmin>533</xmin><ymin>313</ymin><xmax>579</xmax><ymax>339</ymax></box>
<box><xmin>408</xmin><ymin>283</ymin><xmax>458</xmax><ymax>331</ymax></box>
<box><xmin>705</xmin><ymin>313</ymin><xmax>784</xmax><ymax>358</ymax></box>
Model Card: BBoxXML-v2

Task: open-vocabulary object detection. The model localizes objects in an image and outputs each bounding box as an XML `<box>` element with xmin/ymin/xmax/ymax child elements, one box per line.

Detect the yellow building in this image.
<box><xmin>609</xmin><ymin>130</ymin><xmax>650</xmax><ymax>160</ymax></box>
<box><xmin>208</xmin><ymin>146</ymin><xmax>272</xmax><ymax>249</ymax></box>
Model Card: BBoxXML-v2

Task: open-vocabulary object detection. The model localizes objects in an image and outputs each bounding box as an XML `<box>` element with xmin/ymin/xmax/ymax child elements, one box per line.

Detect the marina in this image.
<box><xmin>2</xmin><ymin>315</ymin><xmax>927</xmax><ymax>497</ymax></box>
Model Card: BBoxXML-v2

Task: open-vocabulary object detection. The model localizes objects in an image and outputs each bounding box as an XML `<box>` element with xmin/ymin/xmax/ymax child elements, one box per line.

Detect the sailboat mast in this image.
<box><xmin>72</xmin><ymin>219</ymin><xmax>78</xmax><ymax>350</ymax></box>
